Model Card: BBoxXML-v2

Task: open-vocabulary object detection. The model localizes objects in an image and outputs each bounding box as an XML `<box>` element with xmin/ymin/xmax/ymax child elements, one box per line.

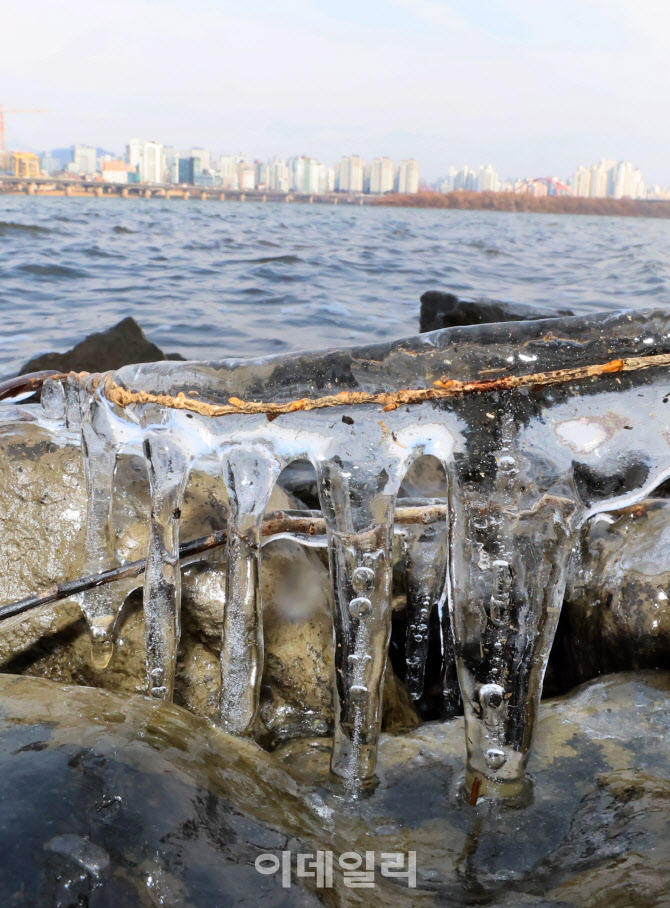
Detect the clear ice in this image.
<box><xmin>39</xmin><ymin>309</ymin><xmax>670</xmax><ymax>798</ymax></box>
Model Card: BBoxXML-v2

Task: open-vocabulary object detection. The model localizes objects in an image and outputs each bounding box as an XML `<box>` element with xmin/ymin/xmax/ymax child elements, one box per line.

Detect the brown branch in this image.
<box><xmin>0</xmin><ymin>370</ymin><xmax>70</xmax><ymax>402</ymax></box>
<box><xmin>102</xmin><ymin>352</ymin><xmax>670</xmax><ymax>419</ymax></box>
<box><xmin>0</xmin><ymin>504</ymin><xmax>447</xmax><ymax>623</ymax></box>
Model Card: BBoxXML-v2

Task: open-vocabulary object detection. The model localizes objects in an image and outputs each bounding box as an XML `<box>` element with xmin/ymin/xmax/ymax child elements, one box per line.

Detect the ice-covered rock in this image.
<box><xmin>0</xmin><ymin>407</ymin><xmax>415</xmax><ymax>741</ymax></box>
<box><xmin>554</xmin><ymin>499</ymin><xmax>670</xmax><ymax>687</ymax></box>
<box><xmin>66</xmin><ymin>306</ymin><xmax>670</xmax><ymax>796</ymax></box>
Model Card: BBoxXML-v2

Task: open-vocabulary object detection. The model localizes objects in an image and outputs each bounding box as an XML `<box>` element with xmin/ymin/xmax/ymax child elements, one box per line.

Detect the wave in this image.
<box><xmin>0</xmin><ymin>221</ymin><xmax>50</xmax><ymax>236</ymax></box>
<box><xmin>249</xmin><ymin>254</ymin><xmax>303</xmax><ymax>265</ymax></box>
<box><xmin>16</xmin><ymin>263</ymin><xmax>88</xmax><ymax>278</ymax></box>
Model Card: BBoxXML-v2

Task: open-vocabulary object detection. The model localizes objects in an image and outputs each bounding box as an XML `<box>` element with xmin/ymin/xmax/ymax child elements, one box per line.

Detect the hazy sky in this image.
<box><xmin>2</xmin><ymin>0</ymin><xmax>669</xmax><ymax>182</ymax></box>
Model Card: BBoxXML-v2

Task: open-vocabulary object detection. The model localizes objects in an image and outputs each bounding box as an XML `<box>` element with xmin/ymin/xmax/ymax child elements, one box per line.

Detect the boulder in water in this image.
<box><xmin>19</xmin><ymin>316</ymin><xmax>184</xmax><ymax>376</ymax></box>
<box><xmin>419</xmin><ymin>290</ymin><xmax>574</xmax><ymax>332</ymax></box>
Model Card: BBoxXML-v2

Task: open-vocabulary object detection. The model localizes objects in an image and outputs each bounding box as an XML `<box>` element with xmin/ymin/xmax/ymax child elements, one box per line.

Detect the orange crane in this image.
<box><xmin>0</xmin><ymin>106</ymin><xmax>47</xmax><ymax>156</ymax></box>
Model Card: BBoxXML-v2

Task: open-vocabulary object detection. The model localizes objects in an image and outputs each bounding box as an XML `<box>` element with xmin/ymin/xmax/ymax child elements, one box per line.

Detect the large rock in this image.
<box><xmin>0</xmin><ymin>674</ymin><xmax>354</xmax><ymax>906</ymax></box>
<box><xmin>19</xmin><ymin>316</ymin><xmax>184</xmax><ymax>375</ymax></box>
<box><xmin>2</xmin><ymin>670</ymin><xmax>666</xmax><ymax>906</ymax></box>
<box><xmin>419</xmin><ymin>290</ymin><xmax>574</xmax><ymax>333</ymax></box>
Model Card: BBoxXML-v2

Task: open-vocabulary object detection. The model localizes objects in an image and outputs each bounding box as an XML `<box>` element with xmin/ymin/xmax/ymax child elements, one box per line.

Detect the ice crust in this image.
<box><xmin>42</xmin><ymin>308</ymin><xmax>670</xmax><ymax>795</ymax></box>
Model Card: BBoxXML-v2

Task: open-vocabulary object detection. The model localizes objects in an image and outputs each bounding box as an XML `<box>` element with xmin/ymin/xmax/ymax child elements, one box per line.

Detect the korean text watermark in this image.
<box><xmin>255</xmin><ymin>850</ymin><xmax>417</xmax><ymax>888</ymax></box>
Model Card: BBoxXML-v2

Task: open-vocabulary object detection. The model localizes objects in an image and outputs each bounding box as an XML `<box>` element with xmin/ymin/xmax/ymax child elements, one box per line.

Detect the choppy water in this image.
<box><xmin>1</xmin><ymin>195</ymin><xmax>670</xmax><ymax>375</ymax></box>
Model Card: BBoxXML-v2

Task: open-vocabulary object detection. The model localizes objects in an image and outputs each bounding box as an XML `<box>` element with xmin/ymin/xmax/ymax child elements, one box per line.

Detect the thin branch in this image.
<box><xmin>101</xmin><ymin>352</ymin><xmax>670</xmax><ymax>418</ymax></box>
<box><xmin>0</xmin><ymin>504</ymin><xmax>447</xmax><ymax>623</ymax></box>
<box><xmin>0</xmin><ymin>371</ymin><xmax>69</xmax><ymax>402</ymax></box>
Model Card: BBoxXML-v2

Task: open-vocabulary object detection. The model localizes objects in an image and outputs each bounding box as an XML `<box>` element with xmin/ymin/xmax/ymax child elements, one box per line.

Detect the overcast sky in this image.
<box><xmin>2</xmin><ymin>0</ymin><xmax>669</xmax><ymax>183</ymax></box>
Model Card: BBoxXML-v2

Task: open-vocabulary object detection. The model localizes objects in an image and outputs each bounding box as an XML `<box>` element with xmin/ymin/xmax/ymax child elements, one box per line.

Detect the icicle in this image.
<box><xmin>41</xmin><ymin>378</ymin><xmax>66</xmax><ymax>421</ymax></box>
<box><xmin>400</xmin><ymin>499</ymin><xmax>448</xmax><ymax>700</ymax></box>
<box><xmin>142</xmin><ymin>431</ymin><xmax>192</xmax><ymax>700</ymax></box>
<box><xmin>448</xmin><ymin>420</ymin><xmax>579</xmax><ymax>798</ymax></box>
<box><xmin>316</xmin><ymin>458</ymin><xmax>397</xmax><ymax>791</ymax></box>
<box><xmin>80</xmin><ymin>402</ymin><xmax>120</xmax><ymax>670</ymax></box>
<box><xmin>63</xmin><ymin>374</ymin><xmax>84</xmax><ymax>430</ymax></box>
<box><xmin>218</xmin><ymin>445</ymin><xmax>281</xmax><ymax>734</ymax></box>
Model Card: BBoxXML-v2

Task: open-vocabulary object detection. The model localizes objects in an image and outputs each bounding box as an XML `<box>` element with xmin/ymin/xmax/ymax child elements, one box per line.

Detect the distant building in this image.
<box><xmin>396</xmin><ymin>159</ymin><xmax>419</xmax><ymax>193</ymax></box>
<box><xmin>142</xmin><ymin>142</ymin><xmax>165</xmax><ymax>183</ymax></box>
<box><xmin>40</xmin><ymin>153</ymin><xmax>60</xmax><ymax>175</ymax></box>
<box><xmin>478</xmin><ymin>164</ymin><xmax>500</xmax><ymax>192</ymax></box>
<box><xmin>126</xmin><ymin>139</ymin><xmax>165</xmax><ymax>183</ymax></box>
<box><xmin>9</xmin><ymin>151</ymin><xmax>40</xmax><ymax>178</ymax></box>
<box><xmin>238</xmin><ymin>161</ymin><xmax>255</xmax><ymax>190</ymax></box>
<box><xmin>178</xmin><ymin>156</ymin><xmax>201</xmax><ymax>185</ymax></box>
<box><xmin>613</xmin><ymin>161</ymin><xmax>645</xmax><ymax>199</ymax></box>
<box><xmin>288</xmin><ymin>156</ymin><xmax>318</xmax><ymax>193</ymax></box>
<box><xmin>453</xmin><ymin>165</ymin><xmax>476</xmax><ymax>191</ymax></box>
<box><xmin>190</xmin><ymin>148</ymin><xmax>212</xmax><ymax>172</ymax></box>
<box><xmin>67</xmin><ymin>144</ymin><xmax>97</xmax><ymax>175</ymax></box>
<box><xmin>102</xmin><ymin>160</ymin><xmax>135</xmax><ymax>184</ymax></box>
<box><xmin>590</xmin><ymin>165</ymin><xmax>610</xmax><ymax>198</ymax></box>
<box><xmin>219</xmin><ymin>155</ymin><xmax>239</xmax><ymax>190</ymax></box>
<box><xmin>195</xmin><ymin>171</ymin><xmax>222</xmax><ymax>188</ymax></box>
<box><xmin>164</xmin><ymin>146</ymin><xmax>178</xmax><ymax>183</ymax></box>
<box><xmin>369</xmin><ymin>157</ymin><xmax>395</xmax><ymax>194</ymax></box>
<box><xmin>336</xmin><ymin>155</ymin><xmax>364</xmax><ymax>192</ymax></box>
<box><xmin>572</xmin><ymin>164</ymin><xmax>592</xmax><ymax>197</ymax></box>
<box><xmin>267</xmin><ymin>158</ymin><xmax>290</xmax><ymax>193</ymax></box>
<box><xmin>255</xmin><ymin>160</ymin><xmax>269</xmax><ymax>190</ymax></box>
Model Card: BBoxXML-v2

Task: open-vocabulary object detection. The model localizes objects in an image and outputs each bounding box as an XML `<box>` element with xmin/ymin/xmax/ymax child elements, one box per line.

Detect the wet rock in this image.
<box><xmin>3</xmin><ymin>669</ymin><xmax>666</xmax><ymax>907</ymax></box>
<box><xmin>0</xmin><ymin>674</ymin><xmax>350</xmax><ymax>907</ymax></box>
<box><xmin>419</xmin><ymin>290</ymin><xmax>574</xmax><ymax>333</ymax></box>
<box><xmin>19</xmin><ymin>316</ymin><xmax>185</xmax><ymax>376</ymax></box>
<box><xmin>551</xmin><ymin>500</ymin><xmax>670</xmax><ymax>691</ymax></box>
<box><xmin>276</xmin><ymin>671</ymin><xmax>670</xmax><ymax>907</ymax></box>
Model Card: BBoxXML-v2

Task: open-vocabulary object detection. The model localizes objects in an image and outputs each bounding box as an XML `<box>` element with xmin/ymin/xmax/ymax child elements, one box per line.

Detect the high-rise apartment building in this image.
<box><xmin>369</xmin><ymin>157</ymin><xmax>395</xmax><ymax>194</ymax></box>
<box><xmin>219</xmin><ymin>155</ymin><xmax>239</xmax><ymax>190</ymax></box>
<box><xmin>141</xmin><ymin>142</ymin><xmax>165</xmax><ymax>183</ymax></box>
<box><xmin>572</xmin><ymin>164</ymin><xmax>592</xmax><ymax>197</ymax></box>
<box><xmin>478</xmin><ymin>164</ymin><xmax>500</xmax><ymax>192</ymax></box>
<box><xmin>267</xmin><ymin>158</ymin><xmax>290</xmax><ymax>192</ymax></box>
<box><xmin>336</xmin><ymin>155</ymin><xmax>364</xmax><ymax>192</ymax></box>
<box><xmin>396</xmin><ymin>159</ymin><xmax>420</xmax><ymax>193</ymax></box>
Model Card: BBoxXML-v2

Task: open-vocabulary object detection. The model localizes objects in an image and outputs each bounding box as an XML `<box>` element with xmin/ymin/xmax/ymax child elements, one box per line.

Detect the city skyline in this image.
<box><xmin>19</xmin><ymin>139</ymin><xmax>668</xmax><ymax>199</ymax></box>
<box><xmin>2</xmin><ymin>0</ymin><xmax>669</xmax><ymax>185</ymax></box>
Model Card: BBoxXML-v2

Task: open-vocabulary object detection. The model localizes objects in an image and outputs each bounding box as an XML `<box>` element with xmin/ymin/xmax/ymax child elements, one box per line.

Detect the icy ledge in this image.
<box><xmin>41</xmin><ymin>308</ymin><xmax>670</xmax><ymax>798</ymax></box>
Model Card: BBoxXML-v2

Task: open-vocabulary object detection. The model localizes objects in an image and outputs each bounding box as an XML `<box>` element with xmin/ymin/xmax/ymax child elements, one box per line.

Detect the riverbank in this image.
<box><xmin>3</xmin><ymin>177</ymin><xmax>670</xmax><ymax>218</ymax></box>
<box><xmin>374</xmin><ymin>190</ymin><xmax>670</xmax><ymax>218</ymax></box>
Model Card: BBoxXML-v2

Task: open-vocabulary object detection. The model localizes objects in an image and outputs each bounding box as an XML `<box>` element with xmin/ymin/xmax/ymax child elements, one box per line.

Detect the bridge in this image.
<box><xmin>0</xmin><ymin>174</ymin><xmax>370</xmax><ymax>206</ymax></box>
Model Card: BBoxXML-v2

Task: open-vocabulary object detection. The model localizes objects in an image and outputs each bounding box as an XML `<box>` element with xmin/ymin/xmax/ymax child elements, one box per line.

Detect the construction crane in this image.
<box><xmin>0</xmin><ymin>107</ymin><xmax>47</xmax><ymax>156</ymax></box>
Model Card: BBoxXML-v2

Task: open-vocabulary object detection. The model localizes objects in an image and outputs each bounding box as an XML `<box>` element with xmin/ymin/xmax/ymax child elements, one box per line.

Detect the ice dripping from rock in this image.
<box><xmin>37</xmin><ymin>308</ymin><xmax>670</xmax><ymax>796</ymax></box>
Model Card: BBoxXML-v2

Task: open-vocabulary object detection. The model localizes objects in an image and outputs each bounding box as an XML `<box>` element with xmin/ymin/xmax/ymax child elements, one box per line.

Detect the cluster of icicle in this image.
<box><xmin>39</xmin><ymin>308</ymin><xmax>670</xmax><ymax>798</ymax></box>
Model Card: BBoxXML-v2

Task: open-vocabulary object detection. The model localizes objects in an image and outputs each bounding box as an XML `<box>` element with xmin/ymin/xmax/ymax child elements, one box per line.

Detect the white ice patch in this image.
<box><xmin>555</xmin><ymin>418</ymin><xmax>608</xmax><ymax>453</ymax></box>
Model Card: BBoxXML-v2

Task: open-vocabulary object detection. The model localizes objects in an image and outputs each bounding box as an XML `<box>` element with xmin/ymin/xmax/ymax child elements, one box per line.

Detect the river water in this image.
<box><xmin>1</xmin><ymin>195</ymin><xmax>670</xmax><ymax>375</ymax></box>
